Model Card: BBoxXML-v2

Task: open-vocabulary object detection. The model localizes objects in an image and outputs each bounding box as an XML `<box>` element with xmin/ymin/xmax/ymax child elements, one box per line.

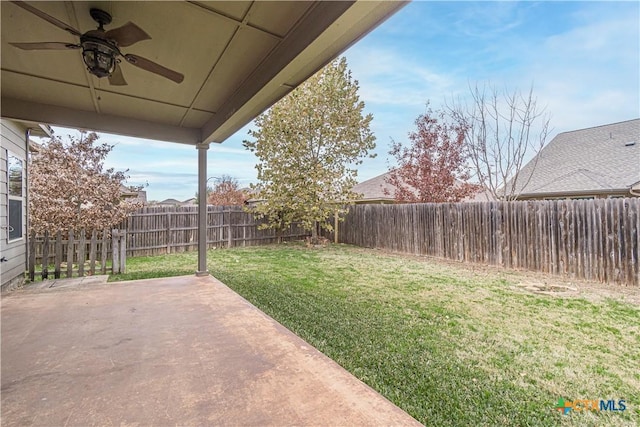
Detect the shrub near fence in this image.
<box><xmin>329</xmin><ymin>198</ymin><xmax>639</xmax><ymax>286</ymax></box>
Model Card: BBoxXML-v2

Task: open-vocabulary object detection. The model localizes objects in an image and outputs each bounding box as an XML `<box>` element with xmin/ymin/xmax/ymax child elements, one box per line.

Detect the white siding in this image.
<box><xmin>1</xmin><ymin>119</ymin><xmax>28</xmax><ymax>290</ymax></box>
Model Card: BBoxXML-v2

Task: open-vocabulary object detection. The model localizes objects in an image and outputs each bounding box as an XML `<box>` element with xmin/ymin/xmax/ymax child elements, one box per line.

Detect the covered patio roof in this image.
<box><xmin>1</xmin><ymin>0</ymin><xmax>406</xmax><ymax>274</ymax></box>
<box><xmin>1</xmin><ymin>0</ymin><xmax>405</xmax><ymax>145</ymax></box>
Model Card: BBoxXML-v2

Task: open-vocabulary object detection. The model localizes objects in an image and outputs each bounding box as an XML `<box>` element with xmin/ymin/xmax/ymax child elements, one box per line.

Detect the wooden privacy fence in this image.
<box><xmin>119</xmin><ymin>206</ymin><xmax>308</xmax><ymax>257</ymax></box>
<box><xmin>29</xmin><ymin>228</ymin><xmax>127</xmax><ymax>280</ymax></box>
<box><xmin>29</xmin><ymin>206</ymin><xmax>309</xmax><ymax>279</ymax></box>
<box><xmin>329</xmin><ymin>198</ymin><xmax>640</xmax><ymax>286</ymax></box>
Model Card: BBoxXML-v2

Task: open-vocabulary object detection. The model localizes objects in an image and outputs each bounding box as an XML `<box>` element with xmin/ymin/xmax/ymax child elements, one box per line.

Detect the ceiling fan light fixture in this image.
<box><xmin>10</xmin><ymin>4</ymin><xmax>183</xmax><ymax>85</ymax></box>
<box><xmin>81</xmin><ymin>37</ymin><xmax>117</xmax><ymax>78</ymax></box>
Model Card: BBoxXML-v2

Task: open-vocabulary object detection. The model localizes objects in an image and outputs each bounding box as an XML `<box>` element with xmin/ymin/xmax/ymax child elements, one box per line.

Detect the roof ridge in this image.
<box><xmin>575</xmin><ymin>169</ymin><xmax>616</xmax><ymax>189</ymax></box>
<box><xmin>555</xmin><ymin>118</ymin><xmax>640</xmax><ymax>137</ymax></box>
<box><xmin>530</xmin><ymin>168</ymin><xmax>616</xmax><ymax>193</ymax></box>
<box><xmin>354</xmin><ymin>170</ymin><xmax>393</xmax><ymax>186</ymax></box>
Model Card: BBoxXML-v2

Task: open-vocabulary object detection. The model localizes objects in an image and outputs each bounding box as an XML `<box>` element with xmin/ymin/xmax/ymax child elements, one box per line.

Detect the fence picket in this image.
<box><xmin>41</xmin><ymin>231</ymin><xmax>49</xmax><ymax>280</ymax></box>
<box><xmin>30</xmin><ymin>207</ymin><xmax>308</xmax><ymax>280</ymax></box>
<box><xmin>29</xmin><ymin>230</ymin><xmax>36</xmax><ymax>281</ymax></box>
<box><xmin>89</xmin><ymin>229</ymin><xmax>97</xmax><ymax>275</ymax></box>
<box><xmin>67</xmin><ymin>230</ymin><xmax>74</xmax><ymax>278</ymax></box>
<box><xmin>333</xmin><ymin>199</ymin><xmax>639</xmax><ymax>286</ymax></box>
<box><xmin>101</xmin><ymin>229</ymin><xmax>108</xmax><ymax>274</ymax></box>
<box><xmin>78</xmin><ymin>229</ymin><xmax>86</xmax><ymax>277</ymax></box>
<box><xmin>54</xmin><ymin>231</ymin><xmax>62</xmax><ymax>279</ymax></box>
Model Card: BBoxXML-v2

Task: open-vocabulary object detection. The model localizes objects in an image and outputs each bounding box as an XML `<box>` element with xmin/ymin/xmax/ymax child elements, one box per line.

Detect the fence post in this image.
<box><xmin>112</xmin><ymin>229</ymin><xmax>120</xmax><ymax>274</ymax></box>
<box><xmin>242</xmin><ymin>221</ymin><xmax>246</xmax><ymax>247</ymax></box>
<box><xmin>89</xmin><ymin>229</ymin><xmax>97</xmax><ymax>276</ymax></box>
<box><xmin>166</xmin><ymin>211</ymin><xmax>171</xmax><ymax>254</ymax></box>
<box><xmin>100</xmin><ymin>229</ymin><xmax>108</xmax><ymax>274</ymax></box>
<box><xmin>67</xmin><ymin>230</ymin><xmax>74</xmax><ymax>278</ymax></box>
<box><xmin>28</xmin><ymin>230</ymin><xmax>36</xmax><ymax>281</ymax></box>
<box><xmin>228</xmin><ymin>209</ymin><xmax>232</xmax><ymax>248</ymax></box>
<box><xmin>120</xmin><ymin>229</ymin><xmax>127</xmax><ymax>273</ymax></box>
<box><xmin>54</xmin><ymin>231</ymin><xmax>62</xmax><ymax>279</ymax></box>
<box><xmin>78</xmin><ymin>229</ymin><xmax>86</xmax><ymax>277</ymax></box>
<box><xmin>334</xmin><ymin>210</ymin><xmax>339</xmax><ymax>244</ymax></box>
<box><xmin>41</xmin><ymin>230</ymin><xmax>49</xmax><ymax>280</ymax></box>
<box><xmin>112</xmin><ymin>229</ymin><xmax>126</xmax><ymax>274</ymax></box>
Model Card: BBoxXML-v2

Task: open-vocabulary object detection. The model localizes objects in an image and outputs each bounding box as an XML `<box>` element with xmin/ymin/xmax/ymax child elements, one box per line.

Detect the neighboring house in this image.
<box><xmin>1</xmin><ymin>119</ymin><xmax>53</xmax><ymax>291</ymax></box>
<box><xmin>242</xmin><ymin>187</ymin><xmax>263</xmax><ymax>207</ymax></box>
<box><xmin>463</xmin><ymin>188</ymin><xmax>496</xmax><ymax>203</ymax></box>
<box><xmin>352</xmin><ymin>171</ymin><xmax>490</xmax><ymax>204</ymax></box>
<box><xmin>156</xmin><ymin>198</ymin><xmax>184</xmax><ymax>207</ymax></box>
<box><xmin>155</xmin><ymin>198</ymin><xmax>197</xmax><ymax>207</ymax></box>
<box><xmin>120</xmin><ymin>185</ymin><xmax>147</xmax><ymax>204</ymax></box>
<box><xmin>511</xmin><ymin>119</ymin><xmax>640</xmax><ymax>200</ymax></box>
<box><xmin>351</xmin><ymin>172</ymin><xmax>397</xmax><ymax>204</ymax></box>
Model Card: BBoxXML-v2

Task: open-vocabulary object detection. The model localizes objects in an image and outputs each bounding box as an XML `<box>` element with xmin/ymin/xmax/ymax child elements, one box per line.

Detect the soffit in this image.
<box><xmin>1</xmin><ymin>1</ymin><xmax>406</xmax><ymax>145</ymax></box>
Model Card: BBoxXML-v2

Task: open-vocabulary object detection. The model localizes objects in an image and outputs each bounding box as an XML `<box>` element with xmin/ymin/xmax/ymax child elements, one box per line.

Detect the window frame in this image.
<box><xmin>7</xmin><ymin>152</ymin><xmax>24</xmax><ymax>243</ymax></box>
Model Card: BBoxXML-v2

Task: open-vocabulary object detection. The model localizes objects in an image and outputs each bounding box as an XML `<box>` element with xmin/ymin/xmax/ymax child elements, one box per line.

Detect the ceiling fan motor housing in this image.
<box><xmin>81</xmin><ymin>9</ymin><xmax>116</xmax><ymax>78</ymax></box>
<box><xmin>81</xmin><ymin>34</ymin><xmax>118</xmax><ymax>78</ymax></box>
<box><xmin>89</xmin><ymin>8</ymin><xmax>112</xmax><ymax>28</ymax></box>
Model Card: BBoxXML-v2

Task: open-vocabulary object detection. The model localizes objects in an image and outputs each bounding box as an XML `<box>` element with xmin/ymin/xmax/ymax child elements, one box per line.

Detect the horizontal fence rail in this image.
<box><xmin>29</xmin><ymin>206</ymin><xmax>310</xmax><ymax>279</ymax></box>
<box><xmin>328</xmin><ymin>198</ymin><xmax>639</xmax><ymax>286</ymax></box>
<box><xmin>119</xmin><ymin>206</ymin><xmax>308</xmax><ymax>257</ymax></box>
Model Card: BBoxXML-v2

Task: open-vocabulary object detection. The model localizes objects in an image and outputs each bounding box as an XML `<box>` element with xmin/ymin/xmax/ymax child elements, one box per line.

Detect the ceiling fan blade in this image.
<box><xmin>124</xmin><ymin>54</ymin><xmax>184</xmax><ymax>84</ymax></box>
<box><xmin>9</xmin><ymin>42</ymin><xmax>80</xmax><ymax>50</ymax></box>
<box><xmin>105</xmin><ymin>22</ymin><xmax>151</xmax><ymax>48</ymax></box>
<box><xmin>109</xmin><ymin>63</ymin><xmax>128</xmax><ymax>86</ymax></box>
<box><xmin>11</xmin><ymin>1</ymin><xmax>81</xmax><ymax>37</ymax></box>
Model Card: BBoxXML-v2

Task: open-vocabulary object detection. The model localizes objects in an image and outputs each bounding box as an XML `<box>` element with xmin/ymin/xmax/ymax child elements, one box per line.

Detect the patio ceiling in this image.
<box><xmin>1</xmin><ymin>1</ymin><xmax>405</xmax><ymax>145</ymax></box>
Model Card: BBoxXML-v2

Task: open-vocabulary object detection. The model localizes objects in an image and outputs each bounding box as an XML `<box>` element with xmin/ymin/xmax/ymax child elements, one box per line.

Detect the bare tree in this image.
<box><xmin>447</xmin><ymin>83</ymin><xmax>551</xmax><ymax>200</ymax></box>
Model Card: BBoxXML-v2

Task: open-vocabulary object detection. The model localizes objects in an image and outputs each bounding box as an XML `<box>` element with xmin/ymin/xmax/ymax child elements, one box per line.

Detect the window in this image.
<box><xmin>7</xmin><ymin>154</ymin><xmax>23</xmax><ymax>241</ymax></box>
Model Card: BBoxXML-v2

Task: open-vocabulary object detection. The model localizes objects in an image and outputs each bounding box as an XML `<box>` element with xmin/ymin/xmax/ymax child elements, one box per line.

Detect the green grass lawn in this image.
<box><xmin>111</xmin><ymin>243</ymin><xmax>639</xmax><ymax>426</ymax></box>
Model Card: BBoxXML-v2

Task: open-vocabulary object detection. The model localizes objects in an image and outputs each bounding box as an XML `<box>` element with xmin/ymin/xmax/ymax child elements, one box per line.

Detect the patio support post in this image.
<box><xmin>196</xmin><ymin>142</ymin><xmax>210</xmax><ymax>276</ymax></box>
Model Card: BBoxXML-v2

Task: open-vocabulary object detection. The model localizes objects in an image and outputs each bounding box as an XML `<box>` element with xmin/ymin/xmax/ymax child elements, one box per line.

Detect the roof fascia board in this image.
<box><xmin>1</xmin><ymin>97</ymin><xmax>201</xmax><ymax>145</ymax></box>
<box><xmin>204</xmin><ymin>0</ymin><xmax>408</xmax><ymax>143</ymax></box>
<box><xmin>517</xmin><ymin>188</ymin><xmax>630</xmax><ymax>199</ymax></box>
<box><xmin>201</xmin><ymin>0</ymin><xmax>354</xmax><ymax>142</ymax></box>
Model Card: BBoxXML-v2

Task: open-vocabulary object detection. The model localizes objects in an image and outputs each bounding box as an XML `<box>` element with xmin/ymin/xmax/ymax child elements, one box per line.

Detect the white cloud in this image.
<box><xmin>518</xmin><ymin>7</ymin><xmax>639</xmax><ymax>133</ymax></box>
<box><xmin>346</xmin><ymin>47</ymin><xmax>457</xmax><ymax>108</ymax></box>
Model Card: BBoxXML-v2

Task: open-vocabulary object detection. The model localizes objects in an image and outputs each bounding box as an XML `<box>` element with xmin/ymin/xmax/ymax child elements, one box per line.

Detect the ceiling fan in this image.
<box><xmin>8</xmin><ymin>1</ymin><xmax>184</xmax><ymax>85</ymax></box>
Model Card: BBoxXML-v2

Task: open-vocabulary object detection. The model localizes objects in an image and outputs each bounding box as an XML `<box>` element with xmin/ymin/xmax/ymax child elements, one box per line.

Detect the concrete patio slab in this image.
<box><xmin>1</xmin><ymin>275</ymin><xmax>421</xmax><ymax>426</ymax></box>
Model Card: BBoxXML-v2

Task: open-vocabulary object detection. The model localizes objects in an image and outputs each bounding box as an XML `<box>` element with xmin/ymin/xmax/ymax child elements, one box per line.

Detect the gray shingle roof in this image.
<box><xmin>352</xmin><ymin>171</ymin><xmax>488</xmax><ymax>202</ymax></box>
<box><xmin>352</xmin><ymin>171</ymin><xmax>396</xmax><ymax>202</ymax></box>
<box><xmin>514</xmin><ymin>119</ymin><xmax>640</xmax><ymax>196</ymax></box>
<box><xmin>158</xmin><ymin>198</ymin><xmax>182</xmax><ymax>205</ymax></box>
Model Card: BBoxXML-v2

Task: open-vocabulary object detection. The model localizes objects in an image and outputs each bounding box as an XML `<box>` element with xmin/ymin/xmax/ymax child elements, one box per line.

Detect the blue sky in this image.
<box><xmin>49</xmin><ymin>1</ymin><xmax>639</xmax><ymax>202</ymax></box>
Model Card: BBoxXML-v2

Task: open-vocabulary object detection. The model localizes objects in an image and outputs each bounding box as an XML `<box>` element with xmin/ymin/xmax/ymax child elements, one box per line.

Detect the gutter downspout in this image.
<box><xmin>24</xmin><ymin>128</ymin><xmax>31</xmax><ymax>279</ymax></box>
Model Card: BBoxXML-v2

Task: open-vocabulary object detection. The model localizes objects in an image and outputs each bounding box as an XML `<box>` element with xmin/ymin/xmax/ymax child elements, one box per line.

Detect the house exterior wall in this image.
<box><xmin>1</xmin><ymin>119</ymin><xmax>28</xmax><ymax>291</ymax></box>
